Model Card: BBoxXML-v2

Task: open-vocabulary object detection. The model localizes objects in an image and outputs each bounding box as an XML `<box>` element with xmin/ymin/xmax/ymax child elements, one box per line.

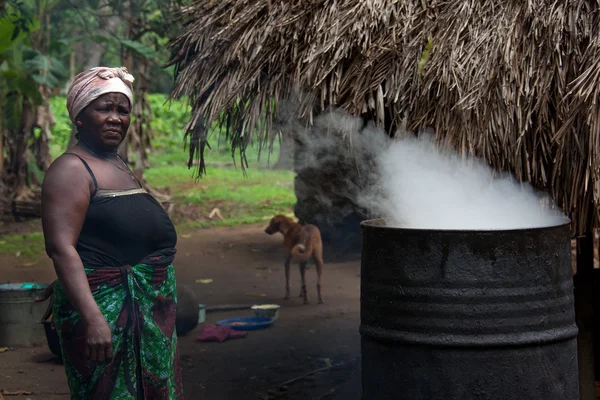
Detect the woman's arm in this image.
<box><xmin>41</xmin><ymin>155</ymin><xmax>113</xmax><ymax>362</ymax></box>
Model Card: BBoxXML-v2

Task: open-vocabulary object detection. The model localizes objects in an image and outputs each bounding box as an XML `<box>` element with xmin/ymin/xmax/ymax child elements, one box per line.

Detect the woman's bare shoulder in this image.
<box><xmin>43</xmin><ymin>152</ymin><xmax>92</xmax><ymax>191</ymax></box>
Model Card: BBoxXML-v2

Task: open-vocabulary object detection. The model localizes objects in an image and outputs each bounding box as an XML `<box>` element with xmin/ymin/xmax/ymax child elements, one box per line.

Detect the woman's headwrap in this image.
<box><xmin>66</xmin><ymin>67</ymin><xmax>135</xmax><ymax>124</ymax></box>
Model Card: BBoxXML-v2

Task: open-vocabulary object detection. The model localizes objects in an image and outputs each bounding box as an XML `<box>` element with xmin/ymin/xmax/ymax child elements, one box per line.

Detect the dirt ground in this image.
<box><xmin>0</xmin><ymin>223</ymin><xmax>363</xmax><ymax>400</ymax></box>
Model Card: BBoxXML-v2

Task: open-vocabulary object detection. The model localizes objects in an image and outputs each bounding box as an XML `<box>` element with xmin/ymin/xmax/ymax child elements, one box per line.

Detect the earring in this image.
<box><xmin>76</xmin><ymin>120</ymin><xmax>82</xmax><ymax>126</ymax></box>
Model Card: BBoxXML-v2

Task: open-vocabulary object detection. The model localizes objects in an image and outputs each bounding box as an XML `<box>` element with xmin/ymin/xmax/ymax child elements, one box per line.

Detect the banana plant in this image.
<box><xmin>0</xmin><ymin>0</ymin><xmax>65</xmax><ymax>203</ymax></box>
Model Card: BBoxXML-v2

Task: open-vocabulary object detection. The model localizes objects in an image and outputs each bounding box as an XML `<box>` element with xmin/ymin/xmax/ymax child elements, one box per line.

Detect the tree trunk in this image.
<box><xmin>4</xmin><ymin>97</ymin><xmax>35</xmax><ymax>201</ymax></box>
<box><xmin>125</xmin><ymin>59</ymin><xmax>168</xmax><ymax>201</ymax></box>
<box><xmin>14</xmin><ymin>99</ymin><xmax>35</xmax><ymax>199</ymax></box>
<box><xmin>26</xmin><ymin>7</ymin><xmax>53</xmax><ymax>173</ymax></box>
<box><xmin>118</xmin><ymin>135</ymin><xmax>129</xmax><ymax>162</ymax></box>
<box><xmin>32</xmin><ymin>86</ymin><xmax>54</xmax><ymax>172</ymax></box>
<box><xmin>83</xmin><ymin>0</ymin><xmax>122</xmax><ymax>69</ymax></box>
<box><xmin>69</xmin><ymin>42</ymin><xmax>76</xmax><ymax>82</ymax></box>
<box><xmin>273</xmin><ymin>132</ymin><xmax>294</xmax><ymax>170</ymax></box>
<box><xmin>128</xmin><ymin>57</ymin><xmax>150</xmax><ymax>179</ymax></box>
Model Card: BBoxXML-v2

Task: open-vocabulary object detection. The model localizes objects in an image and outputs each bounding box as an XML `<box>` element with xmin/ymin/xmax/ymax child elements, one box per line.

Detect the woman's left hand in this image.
<box><xmin>85</xmin><ymin>314</ymin><xmax>114</xmax><ymax>362</ymax></box>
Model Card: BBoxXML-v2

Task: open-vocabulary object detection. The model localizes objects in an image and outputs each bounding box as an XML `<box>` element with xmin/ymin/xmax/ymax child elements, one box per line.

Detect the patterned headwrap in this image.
<box><xmin>66</xmin><ymin>67</ymin><xmax>135</xmax><ymax>123</ymax></box>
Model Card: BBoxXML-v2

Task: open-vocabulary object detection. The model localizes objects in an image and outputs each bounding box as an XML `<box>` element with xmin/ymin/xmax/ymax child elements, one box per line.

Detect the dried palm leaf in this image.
<box><xmin>168</xmin><ymin>0</ymin><xmax>600</xmax><ymax>235</ymax></box>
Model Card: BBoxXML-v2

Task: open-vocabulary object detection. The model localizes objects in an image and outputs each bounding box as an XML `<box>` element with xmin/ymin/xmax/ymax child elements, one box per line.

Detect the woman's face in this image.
<box><xmin>77</xmin><ymin>92</ymin><xmax>131</xmax><ymax>151</ymax></box>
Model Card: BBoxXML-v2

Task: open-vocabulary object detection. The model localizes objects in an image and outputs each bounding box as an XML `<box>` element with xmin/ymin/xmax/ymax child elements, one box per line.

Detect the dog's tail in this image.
<box><xmin>292</xmin><ymin>243</ymin><xmax>311</xmax><ymax>262</ymax></box>
<box><xmin>291</xmin><ymin>227</ymin><xmax>314</xmax><ymax>262</ymax></box>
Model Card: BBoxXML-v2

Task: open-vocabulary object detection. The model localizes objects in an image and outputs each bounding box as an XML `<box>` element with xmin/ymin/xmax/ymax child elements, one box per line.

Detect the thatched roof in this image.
<box><xmin>167</xmin><ymin>0</ymin><xmax>600</xmax><ymax>235</ymax></box>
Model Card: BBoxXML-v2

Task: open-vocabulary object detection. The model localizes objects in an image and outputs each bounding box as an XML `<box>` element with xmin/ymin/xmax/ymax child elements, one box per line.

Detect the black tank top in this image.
<box><xmin>67</xmin><ymin>153</ymin><xmax>177</xmax><ymax>268</ymax></box>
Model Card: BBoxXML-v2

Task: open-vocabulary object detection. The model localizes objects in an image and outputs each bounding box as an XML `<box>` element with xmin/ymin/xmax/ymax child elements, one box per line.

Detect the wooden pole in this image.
<box><xmin>575</xmin><ymin>228</ymin><xmax>596</xmax><ymax>400</ymax></box>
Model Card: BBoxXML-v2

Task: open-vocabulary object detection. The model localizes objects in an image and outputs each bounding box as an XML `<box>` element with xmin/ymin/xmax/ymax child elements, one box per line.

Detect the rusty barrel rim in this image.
<box><xmin>360</xmin><ymin>217</ymin><xmax>572</xmax><ymax>233</ymax></box>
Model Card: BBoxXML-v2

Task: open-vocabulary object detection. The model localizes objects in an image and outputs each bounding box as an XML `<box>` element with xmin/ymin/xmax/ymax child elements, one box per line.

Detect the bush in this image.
<box><xmin>49</xmin><ymin>96</ymin><xmax>73</xmax><ymax>156</ymax></box>
<box><xmin>147</xmin><ymin>94</ymin><xmax>189</xmax><ymax>151</ymax></box>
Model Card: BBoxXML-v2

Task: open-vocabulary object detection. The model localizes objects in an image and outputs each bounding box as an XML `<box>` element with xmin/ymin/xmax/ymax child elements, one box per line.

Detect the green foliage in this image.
<box><xmin>0</xmin><ymin>1</ymin><xmax>37</xmax><ymax>52</ymax></box>
<box><xmin>1</xmin><ymin>65</ymin><xmax>42</xmax><ymax>130</ymax></box>
<box><xmin>147</xmin><ymin>94</ymin><xmax>189</xmax><ymax>150</ymax></box>
<box><xmin>23</xmin><ymin>47</ymin><xmax>67</xmax><ymax>87</ymax></box>
<box><xmin>144</xmin><ymin>137</ymin><xmax>292</xmax><ymax>230</ymax></box>
<box><xmin>120</xmin><ymin>38</ymin><xmax>159</xmax><ymax>60</ymax></box>
<box><xmin>0</xmin><ymin>231</ymin><xmax>45</xmax><ymax>258</ymax></box>
<box><xmin>88</xmin><ymin>35</ymin><xmax>160</xmax><ymax>62</ymax></box>
<box><xmin>145</xmin><ymin>152</ymin><xmax>295</xmax><ymax>230</ymax></box>
<box><xmin>48</xmin><ymin>95</ymin><xmax>71</xmax><ymax>154</ymax></box>
<box><xmin>2</xmin><ymin>0</ymin><xmax>191</xmax><ymax>96</ymax></box>
<box><xmin>0</xmin><ymin>0</ymin><xmax>66</xmax><ymax>136</ymax></box>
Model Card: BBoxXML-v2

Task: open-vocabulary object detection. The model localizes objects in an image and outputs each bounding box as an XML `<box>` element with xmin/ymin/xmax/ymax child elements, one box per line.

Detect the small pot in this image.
<box><xmin>251</xmin><ymin>304</ymin><xmax>280</xmax><ymax>320</ymax></box>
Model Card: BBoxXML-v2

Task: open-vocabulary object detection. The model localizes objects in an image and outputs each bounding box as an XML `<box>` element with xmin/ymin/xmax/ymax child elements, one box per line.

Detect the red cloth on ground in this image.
<box><xmin>195</xmin><ymin>325</ymin><xmax>248</xmax><ymax>342</ymax></box>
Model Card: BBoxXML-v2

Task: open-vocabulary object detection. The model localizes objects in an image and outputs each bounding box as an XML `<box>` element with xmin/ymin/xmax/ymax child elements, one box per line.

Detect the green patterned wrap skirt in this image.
<box><xmin>52</xmin><ymin>249</ymin><xmax>184</xmax><ymax>399</ymax></box>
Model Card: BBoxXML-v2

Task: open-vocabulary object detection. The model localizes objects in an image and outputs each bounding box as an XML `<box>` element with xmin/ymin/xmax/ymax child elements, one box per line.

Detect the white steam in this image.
<box><xmin>360</xmin><ymin>134</ymin><xmax>566</xmax><ymax>230</ymax></box>
<box><xmin>279</xmin><ymin>106</ymin><xmax>566</xmax><ymax>230</ymax></box>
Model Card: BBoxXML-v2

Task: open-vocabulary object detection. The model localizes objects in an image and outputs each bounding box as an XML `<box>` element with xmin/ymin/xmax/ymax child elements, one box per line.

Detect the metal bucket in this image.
<box><xmin>360</xmin><ymin>219</ymin><xmax>579</xmax><ymax>400</ymax></box>
<box><xmin>0</xmin><ymin>283</ymin><xmax>49</xmax><ymax>347</ymax></box>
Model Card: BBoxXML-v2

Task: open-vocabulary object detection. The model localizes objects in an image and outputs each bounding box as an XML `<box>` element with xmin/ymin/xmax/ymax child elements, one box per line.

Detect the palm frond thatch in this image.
<box><xmin>168</xmin><ymin>0</ymin><xmax>600</xmax><ymax>235</ymax></box>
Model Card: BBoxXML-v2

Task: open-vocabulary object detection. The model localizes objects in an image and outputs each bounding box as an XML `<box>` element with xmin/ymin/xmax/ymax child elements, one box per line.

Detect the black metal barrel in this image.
<box><xmin>360</xmin><ymin>219</ymin><xmax>579</xmax><ymax>400</ymax></box>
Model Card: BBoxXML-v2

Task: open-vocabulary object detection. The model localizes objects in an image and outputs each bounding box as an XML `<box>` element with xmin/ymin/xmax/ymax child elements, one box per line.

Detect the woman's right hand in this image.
<box><xmin>85</xmin><ymin>315</ymin><xmax>113</xmax><ymax>362</ymax></box>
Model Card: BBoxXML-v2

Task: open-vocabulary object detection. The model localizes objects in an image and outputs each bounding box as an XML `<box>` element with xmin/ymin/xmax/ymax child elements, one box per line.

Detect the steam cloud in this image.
<box><xmin>361</xmin><ymin>135</ymin><xmax>565</xmax><ymax>230</ymax></box>
<box><xmin>280</xmin><ymin>106</ymin><xmax>566</xmax><ymax>230</ymax></box>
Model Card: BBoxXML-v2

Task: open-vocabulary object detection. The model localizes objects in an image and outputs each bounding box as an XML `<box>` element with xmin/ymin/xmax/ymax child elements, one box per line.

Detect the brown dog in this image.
<box><xmin>265</xmin><ymin>215</ymin><xmax>324</xmax><ymax>304</ymax></box>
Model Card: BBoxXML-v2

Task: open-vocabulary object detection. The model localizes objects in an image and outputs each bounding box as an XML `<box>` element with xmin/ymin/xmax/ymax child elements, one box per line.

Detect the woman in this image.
<box><xmin>41</xmin><ymin>67</ymin><xmax>183</xmax><ymax>399</ymax></box>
